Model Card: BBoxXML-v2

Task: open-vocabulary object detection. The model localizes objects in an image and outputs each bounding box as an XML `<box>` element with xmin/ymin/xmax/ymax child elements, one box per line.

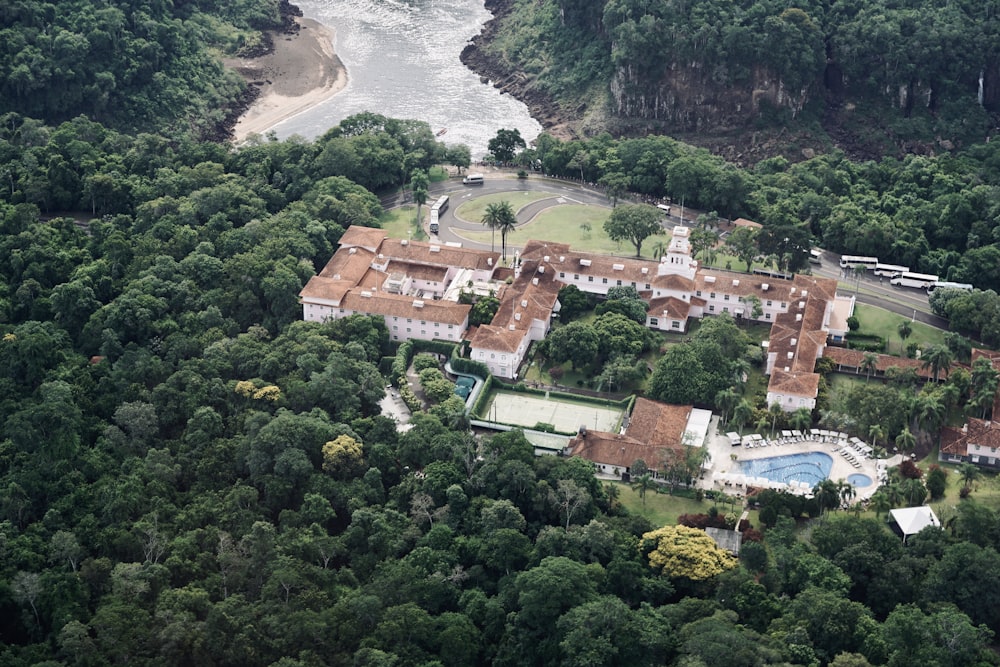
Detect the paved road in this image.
<box><xmin>383</xmin><ymin>171</ymin><xmax>951</xmax><ymax>331</ymax></box>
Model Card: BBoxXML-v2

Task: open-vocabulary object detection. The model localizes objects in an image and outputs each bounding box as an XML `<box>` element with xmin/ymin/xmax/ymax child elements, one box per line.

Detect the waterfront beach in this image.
<box><xmin>228</xmin><ymin>17</ymin><xmax>346</xmax><ymax>142</ymax></box>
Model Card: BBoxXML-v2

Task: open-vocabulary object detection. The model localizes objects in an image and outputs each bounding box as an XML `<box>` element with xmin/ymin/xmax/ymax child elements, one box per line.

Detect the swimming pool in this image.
<box><xmin>847</xmin><ymin>473</ymin><xmax>873</xmax><ymax>487</ymax></box>
<box><xmin>740</xmin><ymin>452</ymin><xmax>833</xmax><ymax>486</ymax></box>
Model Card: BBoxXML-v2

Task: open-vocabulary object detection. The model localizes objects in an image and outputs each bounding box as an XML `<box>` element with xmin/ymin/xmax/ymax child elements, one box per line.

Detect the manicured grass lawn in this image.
<box><xmin>854</xmin><ymin>303</ymin><xmax>948</xmax><ymax>353</ymax></box>
<box><xmin>457</xmin><ymin>204</ymin><xmax>630</xmax><ymax>255</ymax></box>
<box><xmin>454</xmin><ymin>191</ymin><xmax>554</xmax><ymax>223</ymax></box>
<box><xmin>379</xmin><ymin>205</ymin><xmax>427</xmax><ymax>241</ymax></box>
<box><xmin>611</xmin><ymin>481</ymin><xmax>712</xmax><ymax>526</ymax></box>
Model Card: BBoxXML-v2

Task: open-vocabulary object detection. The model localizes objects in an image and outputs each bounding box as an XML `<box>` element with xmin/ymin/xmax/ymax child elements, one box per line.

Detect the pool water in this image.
<box><xmin>740</xmin><ymin>452</ymin><xmax>833</xmax><ymax>486</ymax></box>
<box><xmin>848</xmin><ymin>473</ymin><xmax>873</xmax><ymax>487</ymax></box>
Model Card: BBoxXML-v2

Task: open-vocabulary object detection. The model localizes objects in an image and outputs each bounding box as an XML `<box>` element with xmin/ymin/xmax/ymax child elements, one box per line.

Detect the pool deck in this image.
<box><xmin>700</xmin><ymin>416</ymin><xmax>900</xmax><ymax>502</ymax></box>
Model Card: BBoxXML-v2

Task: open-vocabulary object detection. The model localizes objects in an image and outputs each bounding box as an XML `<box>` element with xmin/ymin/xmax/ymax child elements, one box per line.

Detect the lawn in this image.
<box><xmin>611</xmin><ymin>481</ymin><xmax>761</xmax><ymax>528</ymax></box>
<box><xmin>853</xmin><ymin>303</ymin><xmax>948</xmax><ymax>354</ymax></box>
<box><xmin>454</xmin><ymin>191</ymin><xmax>554</xmax><ymax>223</ymax></box>
<box><xmin>379</xmin><ymin>205</ymin><xmax>427</xmax><ymax>241</ymax></box>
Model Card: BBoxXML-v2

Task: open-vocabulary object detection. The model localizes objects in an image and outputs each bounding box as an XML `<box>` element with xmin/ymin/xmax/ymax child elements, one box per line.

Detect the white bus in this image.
<box><xmin>839</xmin><ymin>255</ymin><xmax>879</xmax><ymax>269</ymax></box>
<box><xmin>873</xmin><ymin>262</ymin><xmax>910</xmax><ymax>277</ymax></box>
<box><xmin>429</xmin><ymin>195</ymin><xmax>449</xmax><ymax>234</ymax></box>
<box><xmin>463</xmin><ymin>173</ymin><xmax>484</xmax><ymax>185</ymax></box>
<box><xmin>890</xmin><ymin>271</ymin><xmax>939</xmax><ymax>289</ymax></box>
<box><xmin>928</xmin><ymin>281</ymin><xmax>973</xmax><ymax>294</ymax></box>
<box><xmin>809</xmin><ymin>248</ymin><xmax>823</xmax><ymax>264</ymax></box>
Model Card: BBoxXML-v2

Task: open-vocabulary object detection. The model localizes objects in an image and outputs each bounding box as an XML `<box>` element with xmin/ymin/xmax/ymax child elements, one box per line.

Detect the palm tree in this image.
<box><xmin>867</xmin><ymin>423</ymin><xmax>885</xmax><ymax>450</ymax></box>
<box><xmin>492</xmin><ymin>201</ymin><xmax>518</xmax><ymax>263</ymax></box>
<box><xmin>651</xmin><ymin>240</ymin><xmax>668</xmax><ymax>261</ymax></box>
<box><xmin>733</xmin><ymin>399</ymin><xmax>754</xmax><ymax>432</ymax></box>
<box><xmin>838</xmin><ymin>480</ymin><xmax>857</xmax><ymax>510</ymax></box>
<box><xmin>813</xmin><ymin>479</ymin><xmax>840</xmax><ymax>515</ymax></box>
<box><xmin>481</xmin><ymin>202</ymin><xmax>505</xmax><ymax>254</ymax></box>
<box><xmin>895</xmin><ymin>426</ymin><xmax>916</xmax><ymax>453</ymax></box>
<box><xmin>915</xmin><ymin>393</ymin><xmax>946</xmax><ymax>445</ymax></box>
<box><xmin>631</xmin><ymin>473</ymin><xmax>656</xmax><ymax>510</ymax></box>
<box><xmin>861</xmin><ymin>352</ymin><xmax>878</xmax><ymax>382</ymax></box>
<box><xmin>921</xmin><ymin>344</ymin><xmax>954</xmax><ymax>383</ymax></box>
<box><xmin>900</xmin><ymin>478</ymin><xmax>928</xmax><ymax>506</ymax></box>
<box><xmin>870</xmin><ymin>490</ymin><xmax>893</xmax><ymax>519</ymax></box>
<box><xmin>605</xmin><ymin>482</ymin><xmax>621</xmax><ymax>510</ymax></box>
<box><xmin>959</xmin><ymin>463</ymin><xmax>980</xmax><ymax>493</ymax></box>
<box><xmin>790</xmin><ymin>407</ymin><xmax>812</xmax><ymax>433</ymax></box>
<box><xmin>715</xmin><ymin>388</ymin><xmax>739</xmax><ymax>426</ymax></box>
<box><xmin>768</xmin><ymin>402</ymin><xmax>784</xmax><ymax>439</ymax></box>
<box><xmin>897</xmin><ymin>320</ymin><xmax>912</xmax><ymax>357</ymax></box>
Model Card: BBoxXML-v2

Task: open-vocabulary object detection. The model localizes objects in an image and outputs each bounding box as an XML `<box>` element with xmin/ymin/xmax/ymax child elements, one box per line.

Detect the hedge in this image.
<box><xmin>451</xmin><ymin>357</ymin><xmax>490</xmax><ymax>378</ymax></box>
<box><xmin>470</xmin><ymin>374</ymin><xmax>495</xmax><ymax>416</ymax></box>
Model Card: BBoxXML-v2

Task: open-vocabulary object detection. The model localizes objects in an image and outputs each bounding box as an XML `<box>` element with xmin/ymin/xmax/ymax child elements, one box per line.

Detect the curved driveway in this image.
<box><xmin>382</xmin><ymin>170</ymin><xmax>947</xmax><ymax>327</ymax></box>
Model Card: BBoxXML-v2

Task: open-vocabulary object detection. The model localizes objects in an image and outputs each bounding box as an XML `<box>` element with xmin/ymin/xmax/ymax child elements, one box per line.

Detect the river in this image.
<box><xmin>272</xmin><ymin>0</ymin><xmax>542</xmax><ymax>158</ymax></box>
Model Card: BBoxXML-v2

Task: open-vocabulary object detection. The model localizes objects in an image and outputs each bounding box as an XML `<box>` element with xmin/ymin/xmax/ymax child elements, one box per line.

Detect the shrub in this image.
<box><xmin>412</xmin><ymin>353</ymin><xmax>440</xmax><ymax>372</ymax></box>
<box><xmin>898</xmin><ymin>459</ymin><xmax>924</xmax><ymax>479</ymax></box>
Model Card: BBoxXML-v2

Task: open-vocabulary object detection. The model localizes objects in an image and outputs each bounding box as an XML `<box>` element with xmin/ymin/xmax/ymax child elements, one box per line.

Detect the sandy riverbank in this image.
<box><xmin>227</xmin><ymin>17</ymin><xmax>346</xmax><ymax>142</ymax></box>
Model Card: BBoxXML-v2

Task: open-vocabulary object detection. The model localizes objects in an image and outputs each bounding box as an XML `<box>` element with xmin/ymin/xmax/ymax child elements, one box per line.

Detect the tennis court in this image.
<box><xmin>482</xmin><ymin>390</ymin><xmax>624</xmax><ymax>434</ymax></box>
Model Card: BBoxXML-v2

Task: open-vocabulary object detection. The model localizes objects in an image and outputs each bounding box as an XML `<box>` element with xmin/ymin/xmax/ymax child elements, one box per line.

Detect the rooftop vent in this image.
<box><xmin>641</xmin><ymin>267</ymin><xmax>648</xmax><ymax>274</ymax></box>
<box><xmin>559</xmin><ymin>256</ymin><xmax>565</xmax><ymax>262</ymax></box>
<box><xmin>795</xmin><ymin>313</ymin><xmax>803</xmax><ymax>322</ymax></box>
<box><xmin>401</xmin><ymin>239</ymin><xmax>408</xmax><ymax>246</ymax></box>
<box><xmin>413</xmin><ymin>300</ymin><xmax>424</xmax><ymax>308</ymax></box>
<box><xmin>790</xmin><ymin>287</ymin><xmax>796</xmax><ymax>294</ymax></box>
<box><xmin>762</xmin><ymin>283</ymin><xmax>769</xmax><ymax>290</ymax></box>
<box><xmin>538</xmin><ymin>266</ymin><xmax>545</xmax><ymax>274</ymax></box>
<box><xmin>787</xmin><ymin>351</ymin><xmax>794</xmax><ymax>359</ymax></box>
<box><xmin>801</xmin><ymin>290</ymin><xmax>808</xmax><ymax>297</ymax></box>
<box><xmin>487</xmin><ymin>257</ymin><xmax>493</xmax><ymax>266</ymax></box>
<box><xmin>360</xmin><ymin>290</ymin><xmax>372</xmax><ymax>298</ymax></box>
<box><xmin>613</xmin><ymin>263</ymin><xmax>625</xmax><ymax>271</ymax></box>
<box><xmin>791</xmin><ymin>337</ymin><xmax>797</xmax><ymax>346</ymax></box>
<box><xmin>798</xmin><ymin>301</ymin><xmax>805</xmax><ymax>309</ymax></box>
<box><xmin>705</xmin><ymin>276</ymin><xmax>716</xmax><ymax>284</ymax></box>
<box><xmin>543</xmin><ymin>255</ymin><xmax>550</xmax><ymax>262</ymax></box>
<box><xmin>514</xmin><ymin>313</ymin><xmax>521</xmax><ymax>321</ymax></box>
<box><xmin>508</xmin><ymin>324</ymin><xmax>516</xmax><ymax>331</ymax></box>
<box><xmin>349</xmin><ymin>248</ymin><xmax>357</xmax><ymax>254</ymax></box>
<box><xmin>429</xmin><ymin>245</ymin><xmax>440</xmax><ymax>253</ymax></box>
<box><xmin>378</xmin><ymin>253</ymin><xmax>384</xmax><ymax>259</ymax></box>
<box><xmin>521</xmin><ymin>300</ymin><xmax>528</xmax><ymax>307</ymax></box>
<box><xmin>733</xmin><ymin>279</ymin><xmax>740</xmax><ymax>286</ymax></box>
<box><xmin>532</xmin><ymin>277</ymin><xmax>539</xmax><ymax>286</ymax></box>
<box><xmin>580</xmin><ymin>258</ymin><xmax>592</xmax><ymax>267</ymax></box>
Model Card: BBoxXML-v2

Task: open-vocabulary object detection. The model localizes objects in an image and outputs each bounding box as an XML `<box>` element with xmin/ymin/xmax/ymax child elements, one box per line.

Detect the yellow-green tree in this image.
<box><xmin>640</xmin><ymin>525</ymin><xmax>737</xmax><ymax>581</ymax></box>
<box><xmin>322</xmin><ymin>435</ymin><xmax>364</xmax><ymax>477</ymax></box>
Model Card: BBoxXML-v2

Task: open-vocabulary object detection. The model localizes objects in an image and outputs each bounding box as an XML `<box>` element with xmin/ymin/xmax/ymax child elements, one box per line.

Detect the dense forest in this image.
<box><xmin>3</xmin><ymin>109</ymin><xmax>1000</xmax><ymax>666</ymax></box>
<box><xmin>5</xmin><ymin>0</ymin><xmax>1000</xmax><ymax>664</ymax></box>
<box><xmin>465</xmin><ymin>0</ymin><xmax>1000</xmax><ymax>158</ymax></box>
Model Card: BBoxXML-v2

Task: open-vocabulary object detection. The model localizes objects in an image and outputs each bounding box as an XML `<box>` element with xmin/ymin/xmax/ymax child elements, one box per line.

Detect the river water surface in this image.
<box><xmin>274</xmin><ymin>0</ymin><xmax>542</xmax><ymax>157</ymax></box>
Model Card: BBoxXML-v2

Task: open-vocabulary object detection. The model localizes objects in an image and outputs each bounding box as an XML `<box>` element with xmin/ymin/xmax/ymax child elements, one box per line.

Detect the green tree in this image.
<box><xmin>546</xmin><ymin>321</ymin><xmax>600</xmax><ymax>370</ymax></box>
<box><xmin>603</xmin><ymin>204</ymin><xmax>664</xmax><ymax>257</ymax></box>
<box><xmin>410</xmin><ymin>169</ymin><xmax>429</xmax><ymax>224</ymax></box>
<box><xmin>725</xmin><ymin>226</ymin><xmax>759</xmax><ymax>272</ymax></box>
<box><xmin>861</xmin><ymin>352</ymin><xmax>878</xmax><ymax>382</ymax></box>
<box><xmin>487</xmin><ymin>128</ymin><xmax>526</xmax><ymax>163</ymax></box>
<box><xmin>640</xmin><ymin>525</ymin><xmax>737</xmax><ymax>581</ymax></box>
<box><xmin>959</xmin><ymin>463</ymin><xmax>980</xmax><ymax>493</ymax></box>
<box><xmin>921</xmin><ymin>344</ymin><xmax>954</xmax><ymax>383</ymax></box>
<box><xmin>897</xmin><ymin>320</ymin><xmax>913</xmax><ymax>356</ymax></box>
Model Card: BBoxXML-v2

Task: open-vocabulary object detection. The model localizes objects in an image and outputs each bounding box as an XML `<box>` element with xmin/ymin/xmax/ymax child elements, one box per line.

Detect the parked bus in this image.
<box><xmin>463</xmin><ymin>173</ymin><xmax>484</xmax><ymax>185</ymax></box>
<box><xmin>873</xmin><ymin>262</ymin><xmax>910</xmax><ymax>277</ymax></box>
<box><xmin>809</xmin><ymin>248</ymin><xmax>823</xmax><ymax>264</ymax></box>
<box><xmin>839</xmin><ymin>255</ymin><xmax>879</xmax><ymax>270</ymax></box>
<box><xmin>890</xmin><ymin>271</ymin><xmax>939</xmax><ymax>289</ymax></box>
<box><xmin>429</xmin><ymin>195</ymin><xmax>449</xmax><ymax>234</ymax></box>
<box><xmin>928</xmin><ymin>281</ymin><xmax>973</xmax><ymax>294</ymax></box>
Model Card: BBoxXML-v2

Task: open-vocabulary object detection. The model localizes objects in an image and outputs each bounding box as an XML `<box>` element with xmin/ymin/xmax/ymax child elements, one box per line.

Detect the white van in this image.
<box><xmin>657</xmin><ymin>204</ymin><xmax>671</xmax><ymax>215</ymax></box>
<box><xmin>463</xmin><ymin>173</ymin><xmax>484</xmax><ymax>185</ymax></box>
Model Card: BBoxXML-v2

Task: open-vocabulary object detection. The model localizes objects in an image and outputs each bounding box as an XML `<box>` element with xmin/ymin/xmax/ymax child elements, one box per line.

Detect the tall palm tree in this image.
<box><xmin>790</xmin><ymin>407</ymin><xmax>812</xmax><ymax>433</ymax></box>
<box><xmin>813</xmin><ymin>479</ymin><xmax>840</xmax><ymax>515</ymax></box>
<box><xmin>921</xmin><ymin>344</ymin><xmax>954</xmax><ymax>383</ymax></box>
<box><xmin>895</xmin><ymin>426</ymin><xmax>916</xmax><ymax>453</ymax></box>
<box><xmin>733</xmin><ymin>399</ymin><xmax>754</xmax><ymax>432</ymax></box>
<box><xmin>631</xmin><ymin>473</ymin><xmax>656</xmax><ymax>509</ymax></box>
<box><xmin>651</xmin><ymin>240</ymin><xmax>668</xmax><ymax>261</ymax></box>
<box><xmin>838</xmin><ymin>480</ymin><xmax>857</xmax><ymax>510</ymax></box>
<box><xmin>768</xmin><ymin>402</ymin><xmax>784</xmax><ymax>439</ymax></box>
<box><xmin>870</xmin><ymin>490</ymin><xmax>893</xmax><ymax>519</ymax></box>
<box><xmin>915</xmin><ymin>393</ymin><xmax>946</xmax><ymax>445</ymax></box>
<box><xmin>897</xmin><ymin>320</ymin><xmax>912</xmax><ymax>357</ymax></box>
<box><xmin>861</xmin><ymin>352</ymin><xmax>878</xmax><ymax>382</ymax></box>
<box><xmin>900</xmin><ymin>478</ymin><xmax>927</xmax><ymax>506</ymax></box>
<box><xmin>492</xmin><ymin>201</ymin><xmax>518</xmax><ymax>262</ymax></box>
<box><xmin>715</xmin><ymin>388</ymin><xmax>739</xmax><ymax>426</ymax></box>
<box><xmin>868</xmin><ymin>423</ymin><xmax>885</xmax><ymax>449</ymax></box>
<box><xmin>481</xmin><ymin>202</ymin><xmax>503</xmax><ymax>254</ymax></box>
<box><xmin>959</xmin><ymin>463</ymin><xmax>980</xmax><ymax>493</ymax></box>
